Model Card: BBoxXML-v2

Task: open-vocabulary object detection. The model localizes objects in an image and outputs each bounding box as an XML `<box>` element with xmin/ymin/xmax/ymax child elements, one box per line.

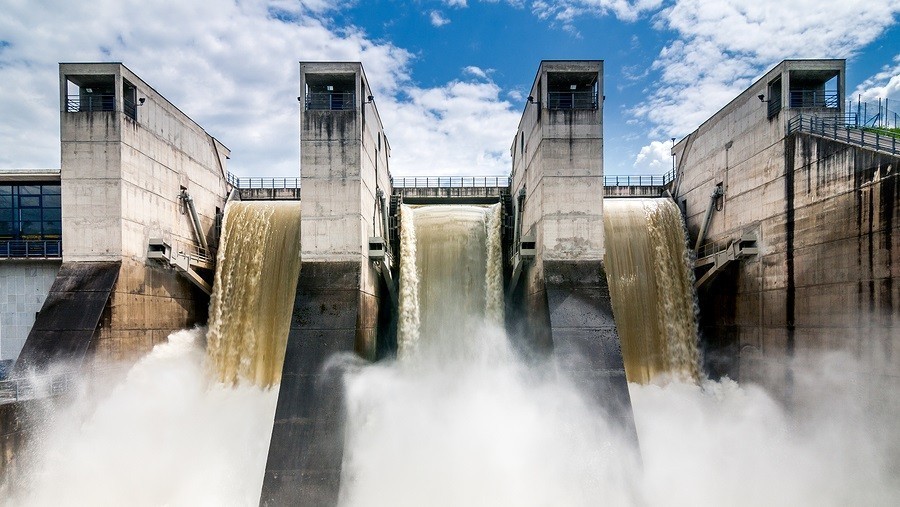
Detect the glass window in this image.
<box><xmin>44</xmin><ymin>221</ymin><xmax>62</xmax><ymax>237</ymax></box>
<box><xmin>19</xmin><ymin>196</ymin><xmax>40</xmax><ymax>208</ymax></box>
<box><xmin>42</xmin><ymin>208</ymin><xmax>61</xmax><ymax>222</ymax></box>
<box><xmin>42</xmin><ymin>194</ymin><xmax>61</xmax><ymax>208</ymax></box>
<box><xmin>0</xmin><ymin>183</ymin><xmax>62</xmax><ymax>243</ymax></box>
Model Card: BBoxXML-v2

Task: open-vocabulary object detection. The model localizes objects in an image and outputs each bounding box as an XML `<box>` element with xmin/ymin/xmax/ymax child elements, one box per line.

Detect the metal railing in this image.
<box><xmin>767</xmin><ymin>94</ymin><xmax>782</xmax><ymax>118</ymax></box>
<box><xmin>305</xmin><ymin>92</ymin><xmax>355</xmax><ymax>111</ymax></box>
<box><xmin>124</xmin><ymin>97</ymin><xmax>137</xmax><ymax>120</ymax></box>
<box><xmin>789</xmin><ymin>90</ymin><xmax>839</xmax><ymax>109</ymax></box>
<box><xmin>548</xmin><ymin>91</ymin><xmax>598</xmax><ymax>110</ymax></box>
<box><xmin>788</xmin><ymin>114</ymin><xmax>900</xmax><ymax>157</ymax></box>
<box><xmin>228</xmin><ymin>176</ymin><xmax>301</xmax><ymax>189</ymax></box>
<box><xmin>66</xmin><ymin>94</ymin><xmax>115</xmax><ymax>113</ymax></box>
<box><xmin>391</xmin><ymin>176</ymin><xmax>511</xmax><ymax>188</ymax></box>
<box><xmin>0</xmin><ymin>372</ymin><xmax>75</xmax><ymax>404</ymax></box>
<box><xmin>604</xmin><ymin>172</ymin><xmax>675</xmax><ymax>187</ymax></box>
<box><xmin>0</xmin><ymin>239</ymin><xmax>62</xmax><ymax>259</ymax></box>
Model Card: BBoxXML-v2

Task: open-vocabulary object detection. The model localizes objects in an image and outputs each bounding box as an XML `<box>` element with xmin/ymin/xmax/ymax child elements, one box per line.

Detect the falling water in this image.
<box><xmin>206</xmin><ymin>201</ymin><xmax>302</xmax><ymax>387</ymax></box>
<box><xmin>603</xmin><ymin>198</ymin><xmax>700</xmax><ymax>384</ymax></box>
<box><xmin>396</xmin><ymin>204</ymin><xmax>504</xmax><ymax>359</ymax></box>
<box><xmin>341</xmin><ymin>202</ymin><xmax>640</xmax><ymax>506</ymax></box>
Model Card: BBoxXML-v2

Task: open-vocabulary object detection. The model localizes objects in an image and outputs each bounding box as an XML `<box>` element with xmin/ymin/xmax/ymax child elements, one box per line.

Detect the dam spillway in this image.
<box><xmin>603</xmin><ymin>198</ymin><xmax>701</xmax><ymax>384</ymax></box>
<box><xmin>397</xmin><ymin>204</ymin><xmax>504</xmax><ymax>358</ymax></box>
<box><xmin>206</xmin><ymin>201</ymin><xmax>302</xmax><ymax>387</ymax></box>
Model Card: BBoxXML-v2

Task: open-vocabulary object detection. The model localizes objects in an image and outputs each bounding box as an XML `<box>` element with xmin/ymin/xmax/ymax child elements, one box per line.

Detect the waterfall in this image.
<box><xmin>603</xmin><ymin>198</ymin><xmax>700</xmax><ymax>384</ymax></box>
<box><xmin>206</xmin><ymin>201</ymin><xmax>302</xmax><ymax>387</ymax></box>
<box><xmin>396</xmin><ymin>204</ymin><xmax>504</xmax><ymax>359</ymax></box>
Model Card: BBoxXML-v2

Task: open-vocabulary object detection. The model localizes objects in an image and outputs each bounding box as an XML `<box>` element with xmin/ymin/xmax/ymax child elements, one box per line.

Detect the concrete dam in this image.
<box><xmin>0</xmin><ymin>59</ymin><xmax>899</xmax><ymax>505</ymax></box>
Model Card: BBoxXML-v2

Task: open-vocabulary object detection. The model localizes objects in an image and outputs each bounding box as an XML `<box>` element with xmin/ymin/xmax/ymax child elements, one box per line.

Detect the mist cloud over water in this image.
<box><xmin>340</xmin><ymin>327</ymin><xmax>900</xmax><ymax>506</ymax></box>
<box><xmin>1</xmin><ymin>329</ymin><xmax>898</xmax><ymax>506</ymax></box>
<box><xmin>3</xmin><ymin>328</ymin><xmax>277</xmax><ymax>506</ymax></box>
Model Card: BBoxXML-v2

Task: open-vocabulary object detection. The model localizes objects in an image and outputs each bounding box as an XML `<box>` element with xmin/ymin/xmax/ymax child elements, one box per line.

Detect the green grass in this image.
<box><xmin>862</xmin><ymin>127</ymin><xmax>900</xmax><ymax>138</ymax></box>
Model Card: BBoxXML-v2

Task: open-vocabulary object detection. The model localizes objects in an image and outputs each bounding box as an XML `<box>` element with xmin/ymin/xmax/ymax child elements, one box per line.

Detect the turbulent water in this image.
<box><xmin>3</xmin><ymin>329</ymin><xmax>278</xmax><ymax>506</ymax></box>
<box><xmin>206</xmin><ymin>201</ymin><xmax>302</xmax><ymax>387</ymax></box>
<box><xmin>396</xmin><ymin>204</ymin><xmax>504</xmax><ymax>359</ymax></box>
<box><xmin>342</xmin><ymin>203</ymin><xmax>640</xmax><ymax>505</ymax></box>
<box><xmin>604</xmin><ymin>198</ymin><xmax>701</xmax><ymax>384</ymax></box>
<box><xmin>340</xmin><ymin>200</ymin><xmax>900</xmax><ymax>506</ymax></box>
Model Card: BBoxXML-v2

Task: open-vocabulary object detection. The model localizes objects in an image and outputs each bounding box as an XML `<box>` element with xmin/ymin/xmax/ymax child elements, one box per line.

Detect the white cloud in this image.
<box><xmin>444</xmin><ymin>0</ymin><xmax>468</xmax><ymax>6</ymax></box>
<box><xmin>634</xmin><ymin>0</ymin><xmax>900</xmax><ymax>141</ymax></box>
<box><xmin>632</xmin><ymin>140</ymin><xmax>672</xmax><ymax>174</ymax></box>
<box><xmin>0</xmin><ymin>0</ymin><xmax>523</xmax><ymax>178</ymax></box>
<box><xmin>532</xmin><ymin>0</ymin><xmax>663</xmax><ymax>24</ymax></box>
<box><xmin>854</xmin><ymin>55</ymin><xmax>900</xmax><ymax>103</ymax></box>
<box><xmin>463</xmin><ymin>66</ymin><xmax>488</xmax><ymax>79</ymax></box>
<box><xmin>430</xmin><ymin>11</ymin><xmax>451</xmax><ymax>27</ymax></box>
<box><xmin>0</xmin><ymin>0</ymin><xmax>413</xmax><ymax>176</ymax></box>
<box><xmin>379</xmin><ymin>78</ymin><xmax>520</xmax><ymax>176</ymax></box>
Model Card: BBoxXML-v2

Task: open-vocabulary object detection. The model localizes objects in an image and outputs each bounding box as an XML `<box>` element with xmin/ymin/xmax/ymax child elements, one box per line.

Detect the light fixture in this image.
<box><xmin>138</xmin><ymin>98</ymin><xmax>146</xmax><ymax>106</ymax></box>
<box><xmin>326</xmin><ymin>85</ymin><xmax>334</xmax><ymax>91</ymax></box>
<box><xmin>570</xmin><ymin>84</ymin><xmax>577</xmax><ymax>90</ymax></box>
<box><xmin>758</xmin><ymin>94</ymin><xmax>767</xmax><ymax>102</ymax></box>
<box><xmin>364</xmin><ymin>95</ymin><xmax>375</xmax><ymax>103</ymax></box>
<box><xmin>85</xmin><ymin>88</ymin><xmax>93</xmax><ymax>93</ymax></box>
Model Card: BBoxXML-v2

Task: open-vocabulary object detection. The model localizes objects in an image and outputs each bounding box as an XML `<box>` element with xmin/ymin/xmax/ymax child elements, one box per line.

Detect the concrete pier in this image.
<box><xmin>15</xmin><ymin>63</ymin><xmax>230</xmax><ymax>370</ymax></box>
<box><xmin>507</xmin><ymin>61</ymin><xmax>637</xmax><ymax>439</ymax></box>
<box><xmin>261</xmin><ymin>62</ymin><xmax>392</xmax><ymax>505</ymax></box>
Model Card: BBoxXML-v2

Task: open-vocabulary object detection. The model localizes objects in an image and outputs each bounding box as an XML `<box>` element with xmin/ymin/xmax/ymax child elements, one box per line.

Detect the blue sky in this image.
<box><xmin>1</xmin><ymin>0</ymin><xmax>899</xmax><ymax>177</ymax></box>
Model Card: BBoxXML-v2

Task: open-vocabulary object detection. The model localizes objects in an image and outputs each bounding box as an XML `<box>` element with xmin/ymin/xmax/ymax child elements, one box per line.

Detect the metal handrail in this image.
<box><xmin>788</xmin><ymin>114</ymin><xmax>900</xmax><ymax>157</ymax></box>
<box><xmin>306</xmin><ymin>92</ymin><xmax>355</xmax><ymax>111</ymax></box>
<box><xmin>0</xmin><ymin>239</ymin><xmax>62</xmax><ymax>259</ymax></box>
<box><xmin>603</xmin><ymin>172</ymin><xmax>675</xmax><ymax>187</ymax></box>
<box><xmin>789</xmin><ymin>90</ymin><xmax>838</xmax><ymax>109</ymax></box>
<box><xmin>232</xmin><ymin>177</ymin><xmax>301</xmax><ymax>189</ymax></box>
<box><xmin>391</xmin><ymin>176</ymin><xmax>511</xmax><ymax>188</ymax></box>
<box><xmin>124</xmin><ymin>97</ymin><xmax>137</xmax><ymax>120</ymax></box>
<box><xmin>66</xmin><ymin>94</ymin><xmax>115</xmax><ymax>113</ymax></box>
<box><xmin>0</xmin><ymin>365</ymin><xmax>129</xmax><ymax>405</ymax></box>
<box><xmin>0</xmin><ymin>372</ymin><xmax>73</xmax><ymax>404</ymax></box>
<box><xmin>548</xmin><ymin>91</ymin><xmax>598</xmax><ymax>110</ymax></box>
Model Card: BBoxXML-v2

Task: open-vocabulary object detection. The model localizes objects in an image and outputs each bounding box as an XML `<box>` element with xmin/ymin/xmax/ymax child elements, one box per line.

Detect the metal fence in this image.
<box><xmin>788</xmin><ymin>115</ymin><xmax>900</xmax><ymax>157</ymax></box>
<box><xmin>603</xmin><ymin>172</ymin><xmax>675</xmax><ymax>187</ymax></box>
<box><xmin>548</xmin><ymin>91</ymin><xmax>598</xmax><ymax>110</ymax></box>
<box><xmin>789</xmin><ymin>90</ymin><xmax>839</xmax><ymax>109</ymax></box>
<box><xmin>0</xmin><ymin>372</ymin><xmax>74</xmax><ymax>404</ymax></box>
<box><xmin>66</xmin><ymin>94</ymin><xmax>115</xmax><ymax>113</ymax></box>
<box><xmin>391</xmin><ymin>176</ymin><xmax>511</xmax><ymax>188</ymax></box>
<box><xmin>0</xmin><ymin>239</ymin><xmax>62</xmax><ymax>259</ymax></box>
<box><xmin>226</xmin><ymin>174</ymin><xmax>301</xmax><ymax>189</ymax></box>
<box><xmin>305</xmin><ymin>92</ymin><xmax>355</xmax><ymax>111</ymax></box>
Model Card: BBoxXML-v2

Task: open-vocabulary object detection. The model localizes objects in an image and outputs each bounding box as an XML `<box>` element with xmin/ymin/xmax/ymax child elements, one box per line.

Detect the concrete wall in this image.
<box><xmin>510</xmin><ymin>61</ymin><xmax>606</xmax><ymax>334</ymax></box>
<box><xmin>673</xmin><ymin>59</ymin><xmax>845</xmax><ymax>247</ymax></box>
<box><xmin>263</xmin><ymin>62</ymin><xmax>392</xmax><ymax>505</ymax></box>
<box><xmin>506</xmin><ymin>61</ymin><xmax>635</xmax><ymax>437</ymax></box>
<box><xmin>671</xmin><ymin>59</ymin><xmax>900</xmax><ymax>396</ymax></box>
<box><xmin>58</xmin><ymin>63</ymin><xmax>229</xmax><ymax>363</ymax></box>
<box><xmin>0</xmin><ymin>262</ymin><xmax>60</xmax><ymax>361</ymax></box>
<box><xmin>695</xmin><ymin>135</ymin><xmax>900</xmax><ymax>394</ymax></box>
<box><xmin>510</xmin><ymin>62</ymin><xmax>605</xmax><ymax>263</ymax></box>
